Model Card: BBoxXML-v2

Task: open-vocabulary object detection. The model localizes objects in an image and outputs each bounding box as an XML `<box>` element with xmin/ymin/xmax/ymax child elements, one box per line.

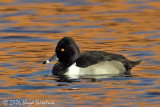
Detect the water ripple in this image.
<box><xmin>0</xmin><ymin>36</ymin><xmax>57</xmax><ymax>43</ymax></box>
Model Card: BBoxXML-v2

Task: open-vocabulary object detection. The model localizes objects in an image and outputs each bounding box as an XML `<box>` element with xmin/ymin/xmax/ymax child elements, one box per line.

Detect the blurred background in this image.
<box><xmin>0</xmin><ymin>0</ymin><xmax>160</xmax><ymax>106</ymax></box>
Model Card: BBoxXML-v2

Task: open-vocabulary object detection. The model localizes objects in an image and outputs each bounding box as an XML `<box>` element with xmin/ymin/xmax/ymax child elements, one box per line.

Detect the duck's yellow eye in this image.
<box><xmin>61</xmin><ymin>48</ymin><xmax>64</xmax><ymax>52</ymax></box>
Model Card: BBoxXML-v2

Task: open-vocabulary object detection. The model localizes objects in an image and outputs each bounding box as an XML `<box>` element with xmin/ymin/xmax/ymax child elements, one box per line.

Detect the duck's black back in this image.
<box><xmin>76</xmin><ymin>51</ymin><xmax>141</xmax><ymax>74</ymax></box>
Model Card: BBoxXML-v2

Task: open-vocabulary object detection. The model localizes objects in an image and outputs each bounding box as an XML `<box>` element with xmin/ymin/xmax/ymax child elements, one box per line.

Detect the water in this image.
<box><xmin>0</xmin><ymin>0</ymin><xmax>160</xmax><ymax>106</ymax></box>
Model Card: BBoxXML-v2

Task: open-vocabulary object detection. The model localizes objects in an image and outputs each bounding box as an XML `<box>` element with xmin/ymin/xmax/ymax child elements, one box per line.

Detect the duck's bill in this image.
<box><xmin>43</xmin><ymin>53</ymin><xmax>58</xmax><ymax>64</ymax></box>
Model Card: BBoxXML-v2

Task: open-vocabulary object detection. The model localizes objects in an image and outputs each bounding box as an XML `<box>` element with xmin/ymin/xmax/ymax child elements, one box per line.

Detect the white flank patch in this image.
<box><xmin>64</xmin><ymin>62</ymin><xmax>80</xmax><ymax>79</ymax></box>
<box><xmin>64</xmin><ymin>60</ymin><xmax>126</xmax><ymax>79</ymax></box>
<box><xmin>79</xmin><ymin>60</ymin><xmax>126</xmax><ymax>75</ymax></box>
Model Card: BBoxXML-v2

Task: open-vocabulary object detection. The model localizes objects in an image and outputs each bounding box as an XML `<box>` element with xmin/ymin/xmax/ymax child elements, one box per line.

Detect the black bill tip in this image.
<box><xmin>43</xmin><ymin>61</ymin><xmax>46</xmax><ymax>64</ymax></box>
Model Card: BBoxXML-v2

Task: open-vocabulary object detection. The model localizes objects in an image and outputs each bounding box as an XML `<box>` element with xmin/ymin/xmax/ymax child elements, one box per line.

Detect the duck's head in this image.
<box><xmin>43</xmin><ymin>37</ymin><xmax>80</xmax><ymax>65</ymax></box>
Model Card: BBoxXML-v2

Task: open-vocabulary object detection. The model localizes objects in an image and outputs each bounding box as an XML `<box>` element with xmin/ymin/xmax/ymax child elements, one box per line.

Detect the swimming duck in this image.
<box><xmin>43</xmin><ymin>37</ymin><xmax>141</xmax><ymax>78</ymax></box>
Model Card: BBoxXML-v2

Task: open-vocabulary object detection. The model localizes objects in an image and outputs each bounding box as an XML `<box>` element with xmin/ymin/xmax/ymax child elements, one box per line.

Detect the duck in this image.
<box><xmin>43</xmin><ymin>37</ymin><xmax>141</xmax><ymax>78</ymax></box>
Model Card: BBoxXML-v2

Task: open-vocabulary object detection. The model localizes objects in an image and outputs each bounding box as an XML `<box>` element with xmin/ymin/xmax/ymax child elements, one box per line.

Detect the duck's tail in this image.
<box><xmin>125</xmin><ymin>60</ymin><xmax>142</xmax><ymax>75</ymax></box>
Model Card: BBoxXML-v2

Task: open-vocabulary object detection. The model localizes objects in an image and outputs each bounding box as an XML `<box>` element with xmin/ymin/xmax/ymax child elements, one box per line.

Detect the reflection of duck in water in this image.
<box><xmin>43</xmin><ymin>37</ymin><xmax>141</xmax><ymax>79</ymax></box>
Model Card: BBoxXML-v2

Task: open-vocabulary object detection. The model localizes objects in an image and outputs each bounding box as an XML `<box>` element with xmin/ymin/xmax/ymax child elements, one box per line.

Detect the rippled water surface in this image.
<box><xmin>0</xmin><ymin>0</ymin><xmax>160</xmax><ymax>106</ymax></box>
